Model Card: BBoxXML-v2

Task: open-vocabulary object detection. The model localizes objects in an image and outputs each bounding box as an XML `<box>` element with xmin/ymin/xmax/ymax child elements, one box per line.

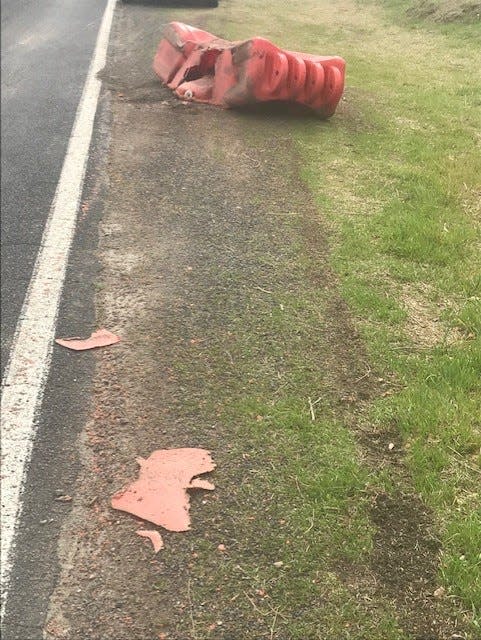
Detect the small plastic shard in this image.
<box><xmin>136</xmin><ymin>529</ymin><xmax>164</xmax><ymax>553</ymax></box>
<box><xmin>189</xmin><ymin>478</ymin><xmax>215</xmax><ymax>491</ymax></box>
<box><xmin>112</xmin><ymin>448</ymin><xmax>215</xmax><ymax>532</ymax></box>
<box><xmin>55</xmin><ymin>329</ymin><xmax>120</xmax><ymax>351</ymax></box>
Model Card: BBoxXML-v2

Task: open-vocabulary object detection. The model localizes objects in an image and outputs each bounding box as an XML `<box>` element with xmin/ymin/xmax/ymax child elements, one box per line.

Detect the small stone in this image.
<box><xmin>433</xmin><ymin>586</ymin><xmax>446</xmax><ymax>599</ymax></box>
<box><xmin>273</xmin><ymin>561</ymin><xmax>284</xmax><ymax>568</ymax></box>
<box><xmin>388</xmin><ymin>442</ymin><xmax>395</xmax><ymax>451</ymax></box>
<box><xmin>55</xmin><ymin>495</ymin><xmax>72</xmax><ymax>502</ymax></box>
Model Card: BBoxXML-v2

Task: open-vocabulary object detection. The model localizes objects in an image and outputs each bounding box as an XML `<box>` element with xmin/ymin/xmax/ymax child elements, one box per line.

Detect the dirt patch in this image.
<box><xmin>370</xmin><ymin>493</ymin><xmax>445</xmax><ymax>640</ymax></box>
<box><xmin>401</xmin><ymin>285</ymin><xmax>463</xmax><ymax>348</ymax></box>
<box><xmin>45</xmin><ymin>3</ymin><xmax>469</xmax><ymax>640</ymax></box>
<box><xmin>406</xmin><ymin>0</ymin><xmax>481</xmax><ymax>22</ymax></box>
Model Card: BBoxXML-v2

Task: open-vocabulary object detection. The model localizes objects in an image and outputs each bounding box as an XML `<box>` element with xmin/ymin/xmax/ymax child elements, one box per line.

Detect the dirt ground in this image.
<box><xmin>44</xmin><ymin>4</ymin><xmax>472</xmax><ymax>640</ymax></box>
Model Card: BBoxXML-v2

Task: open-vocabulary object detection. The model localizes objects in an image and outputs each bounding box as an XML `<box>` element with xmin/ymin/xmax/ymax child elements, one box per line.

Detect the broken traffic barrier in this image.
<box><xmin>153</xmin><ymin>22</ymin><xmax>345</xmax><ymax>118</ymax></box>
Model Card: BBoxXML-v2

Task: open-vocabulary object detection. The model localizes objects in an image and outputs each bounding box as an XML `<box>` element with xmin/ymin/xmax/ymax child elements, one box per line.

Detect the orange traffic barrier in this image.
<box><xmin>153</xmin><ymin>22</ymin><xmax>345</xmax><ymax>118</ymax></box>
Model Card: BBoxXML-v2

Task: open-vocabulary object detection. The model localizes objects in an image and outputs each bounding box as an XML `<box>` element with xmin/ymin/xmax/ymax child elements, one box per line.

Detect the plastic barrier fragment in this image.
<box><xmin>111</xmin><ymin>448</ymin><xmax>215</xmax><ymax>532</ymax></box>
<box><xmin>153</xmin><ymin>22</ymin><xmax>345</xmax><ymax>117</ymax></box>
<box><xmin>55</xmin><ymin>329</ymin><xmax>120</xmax><ymax>351</ymax></box>
<box><xmin>136</xmin><ymin>529</ymin><xmax>164</xmax><ymax>553</ymax></box>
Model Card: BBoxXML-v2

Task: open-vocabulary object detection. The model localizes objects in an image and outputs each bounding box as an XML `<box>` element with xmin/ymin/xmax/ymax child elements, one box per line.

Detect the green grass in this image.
<box><xmin>321</xmin><ymin>7</ymin><xmax>481</xmax><ymax>619</ymax></box>
<box><xmin>203</xmin><ymin>0</ymin><xmax>481</xmax><ymax>631</ymax></box>
<box><xmin>294</xmin><ymin>6</ymin><xmax>481</xmax><ymax>622</ymax></box>
<box><xmin>380</xmin><ymin>0</ymin><xmax>481</xmax><ymax>25</ymax></box>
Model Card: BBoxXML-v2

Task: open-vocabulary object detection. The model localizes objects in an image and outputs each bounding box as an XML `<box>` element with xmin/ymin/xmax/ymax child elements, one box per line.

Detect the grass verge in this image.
<box><xmin>202</xmin><ymin>0</ymin><xmax>481</xmax><ymax>632</ymax></box>
<box><xmin>151</xmin><ymin>0</ymin><xmax>481</xmax><ymax>640</ymax></box>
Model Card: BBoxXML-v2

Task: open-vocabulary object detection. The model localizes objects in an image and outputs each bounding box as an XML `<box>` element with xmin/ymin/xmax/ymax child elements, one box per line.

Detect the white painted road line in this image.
<box><xmin>0</xmin><ymin>0</ymin><xmax>116</xmax><ymax>612</ymax></box>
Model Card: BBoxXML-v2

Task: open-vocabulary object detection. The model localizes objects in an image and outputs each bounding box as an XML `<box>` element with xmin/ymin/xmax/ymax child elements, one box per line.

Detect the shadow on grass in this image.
<box><xmin>232</xmin><ymin>100</ymin><xmax>331</xmax><ymax>123</ymax></box>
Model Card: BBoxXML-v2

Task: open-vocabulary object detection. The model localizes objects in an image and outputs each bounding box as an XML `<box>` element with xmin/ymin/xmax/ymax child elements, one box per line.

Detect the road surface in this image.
<box><xmin>1</xmin><ymin>1</ymin><xmax>109</xmax><ymax>637</ymax></box>
<box><xmin>1</xmin><ymin>0</ymin><xmax>106</xmax><ymax>373</ymax></box>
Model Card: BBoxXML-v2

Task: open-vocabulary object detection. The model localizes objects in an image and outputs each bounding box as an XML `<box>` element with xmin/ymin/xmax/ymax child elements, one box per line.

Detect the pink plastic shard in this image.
<box><xmin>136</xmin><ymin>529</ymin><xmax>164</xmax><ymax>553</ymax></box>
<box><xmin>111</xmin><ymin>448</ymin><xmax>216</xmax><ymax>532</ymax></box>
<box><xmin>189</xmin><ymin>478</ymin><xmax>215</xmax><ymax>491</ymax></box>
<box><xmin>55</xmin><ymin>329</ymin><xmax>120</xmax><ymax>351</ymax></box>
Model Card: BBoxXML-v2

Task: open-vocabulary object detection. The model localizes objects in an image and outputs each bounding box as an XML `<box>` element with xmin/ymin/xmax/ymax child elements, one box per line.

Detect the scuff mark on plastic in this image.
<box><xmin>111</xmin><ymin>448</ymin><xmax>215</xmax><ymax>532</ymax></box>
<box><xmin>136</xmin><ymin>529</ymin><xmax>164</xmax><ymax>553</ymax></box>
<box><xmin>55</xmin><ymin>329</ymin><xmax>120</xmax><ymax>351</ymax></box>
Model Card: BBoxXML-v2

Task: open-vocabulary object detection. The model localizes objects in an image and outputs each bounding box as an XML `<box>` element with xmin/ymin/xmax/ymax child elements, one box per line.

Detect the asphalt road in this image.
<box><xmin>1</xmin><ymin>0</ymin><xmax>106</xmax><ymax>375</ymax></box>
<box><xmin>1</xmin><ymin>0</ymin><xmax>109</xmax><ymax>637</ymax></box>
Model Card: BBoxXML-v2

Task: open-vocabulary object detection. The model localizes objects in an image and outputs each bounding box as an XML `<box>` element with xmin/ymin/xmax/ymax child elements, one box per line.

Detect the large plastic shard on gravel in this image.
<box><xmin>55</xmin><ymin>329</ymin><xmax>120</xmax><ymax>351</ymax></box>
<box><xmin>153</xmin><ymin>22</ymin><xmax>345</xmax><ymax>118</ymax></box>
<box><xmin>111</xmin><ymin>448</ymin><xmax>216</xmax><ymax>532</ymax></box>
